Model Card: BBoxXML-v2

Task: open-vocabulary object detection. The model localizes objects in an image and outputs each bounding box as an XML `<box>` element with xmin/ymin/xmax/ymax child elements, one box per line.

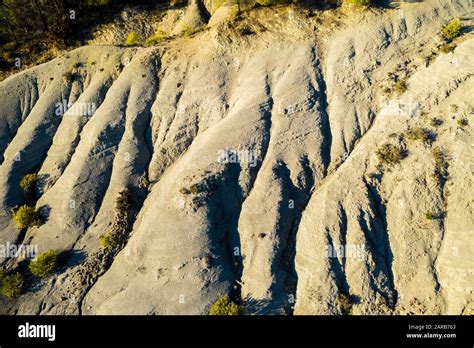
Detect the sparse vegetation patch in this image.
<box><xmin>145</xmin><ymin>30</ymin><xmax>167</xmax><ymax>46</ymax></box>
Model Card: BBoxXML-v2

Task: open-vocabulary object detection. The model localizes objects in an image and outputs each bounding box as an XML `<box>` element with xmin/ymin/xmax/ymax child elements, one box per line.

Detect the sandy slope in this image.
<box><xmin>0</xmin><ymin>0</ymin><xmax>472</xmax><ymax>315</ymax></box>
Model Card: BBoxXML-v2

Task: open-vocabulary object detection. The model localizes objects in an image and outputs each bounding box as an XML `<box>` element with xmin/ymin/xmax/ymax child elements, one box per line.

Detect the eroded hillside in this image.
<box><xmin>0</xmin><ymin>0</ymin><xmax>472</xmax><ymax>315</ymax></box>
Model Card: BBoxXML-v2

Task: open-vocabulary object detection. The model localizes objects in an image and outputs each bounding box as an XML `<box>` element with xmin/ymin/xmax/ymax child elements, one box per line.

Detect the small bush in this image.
<box><xmin>170</xmin><ymin>0</ymin><xmax>186</xmax><ymax>6</ymax></box>
<box><xmin>441</xmin><ymin>19</ymin><xmax>462</xmax><ymax>41</ymax></box>
<box><xmin>210</xmin><ymin>296</ymin><xmax>244</xmax><ymax>315</ymax></box>
<box><xmin>1</xmin><ymin>50</ymin><xmax>14</xmax><ymax>61</ymax></box>
<box><xmin>255</xmin><ymin>0</ymin><xmax>289</xmax><ymax>6</ymax></box>
<box><xmin>145</xmin><ymin>30</ymin><xmax>167</xmax><ymax>46</ymax></box>
<box><xmin>344</xmin><ymin>0</ymin><xmax>373</xmax><ymax>8</ymax></box>
<box><xmin>125</xmin><ymin>31</ymin><xmax>142</xmax><ymax>46</ymax></box>
<box><xmin>431</xmin><ymin>147</ymin><xmax>448</xmax><ymax>183</ymax></box>
<box><xmin>179</xmin><ymin>187</ymin><xmax>191</xmax><ymax>195</ymax></box>
<box><xmin>13</xmin><ymin>205</ymin><xmax>42</xmax><ymax>228</ymax></box>
<box><xmin>405</xmin><ymin>128</ymin><xmax>432</xmax><ymax>143</ymax></box>
<box><xmin>456</xmin><ymin>118</ymin><xmax>468</xmax><ymax>127</ymax></box>
<box><xmin>335</xmin><ymin>293</ymin><xmax>353</xmax><ymax>315</ymax></box>
<box><xmin>99</xmin><ymin>232</ymin><xmax>119</xmax><ymax>250</ymax></box>
<box><xmin>189</xmin><ymin>183</ymin><xmax>200</xmax><ymax>195</ymax></box>
<box><xmin>439</xmin><ymin>43</ymin><xmax>455</xmax><ymax>54</ymax></box>
<box><xmin>139</xmin><ymin>176</ymin><xmax>150</xmax><ymax>188</ymax></box>
<box><xmin>393</xmin><ymin>80</ymin><xmax>407</xmax><ymax>95</ymax></box>
<box><xmin>429</xmin><ymin>118</ymin><xmax>443</xmax><ymax>127</ymax></box>
<box><xmin>29</xmin><ymin>250</ymin><xmax>58</xmax><ymax>278</ymax></box>
<box><xmin>180</xmin><ymin>184</ymin><xmax>201</xmax><ymax>195</ymax></box>
<box><xmin>182</xmin><ymin>25</ymin><xmax>194</xmax><ymax>38</ymax></box>
<box><xmin>115</xmin><ymin>189</ymin><xmax>131</xmax><ymax>215</ymax></box>
<box><xmin>1</xmin><ymin>273</ymin><xmax>24</xmax><ymax>299</ymax></box>
<box><xmin>432</xmin><ymin>147</ymin><xmax>446</xmax><ymax>168</ymax></box>
<box><xmin>20</xmin><ymin>173</ymin><xmax>38</xmax><ymax>193</ymax></box>
<box><xmin>425</xmin><ymin>211</ymin><xmax>435</xmax><ymax>220</ymax></box>
<box><xmin>376</xmin><ymin>144</ymin><xmax>404</xmax><ymax>165</ymax></box>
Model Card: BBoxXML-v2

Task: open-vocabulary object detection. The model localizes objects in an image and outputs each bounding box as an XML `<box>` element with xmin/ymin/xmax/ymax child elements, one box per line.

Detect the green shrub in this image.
<box><xmin>29</xmin><ymin>250</ymin><xmax>58</xmax><ymax>278</ymax></box>
<box><xmin>125</xmin><ymin>31</ymin><xmax>142</xmax><ymax>46</ymax></box>
<box><xmin>99</xmin><ymin>232</ymin><xmax>119</xmax><ymax>250</ymax></box>
<box><xmin>210</xmin><ymin>296</ymin><xmax>244</xmax><ymax>315</ymax></box>
<box><xmin>441</xmin><ymin>19</ymin><xmax>462</xmax><ymax>41</ymax></box>
<box><xmin>145</xmin><ymin>30</ymin><xmax>167</xmax><ymax>46</ymax></box>
<box><xmin>425</xmin><ymin>211</ymin><xmax>435</xmax><ymax>220</ymax></box>
<box><xmin>20</xmin><ymin>173</ymin><xmax>37</xmax><ymax>193</ymax></box>
<box><xmin>344</xmin><ymin>0</ymin><xmax>373</xmax><ymax>7</ymax></box>
<box><xmin>13</xmin><ymin>205</ymin><xmax>42</xmax><ymax>228</ymax></box>
<box><xmin>1</xmin><ymin>273</ymin><xmax>24</xmax><ymax>299</ymax></box>
<box><xmin>376</xmin><ymin>144</ymin><xmax>404</xmax><ymax>165</ymax></box>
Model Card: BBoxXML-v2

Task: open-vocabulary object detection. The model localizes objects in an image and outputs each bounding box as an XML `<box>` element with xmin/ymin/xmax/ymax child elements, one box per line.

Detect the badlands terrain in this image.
<box><xmin>0</xmin><ymin>0</ymin><xmax>473</xmax><ymax>315</ymax></box>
